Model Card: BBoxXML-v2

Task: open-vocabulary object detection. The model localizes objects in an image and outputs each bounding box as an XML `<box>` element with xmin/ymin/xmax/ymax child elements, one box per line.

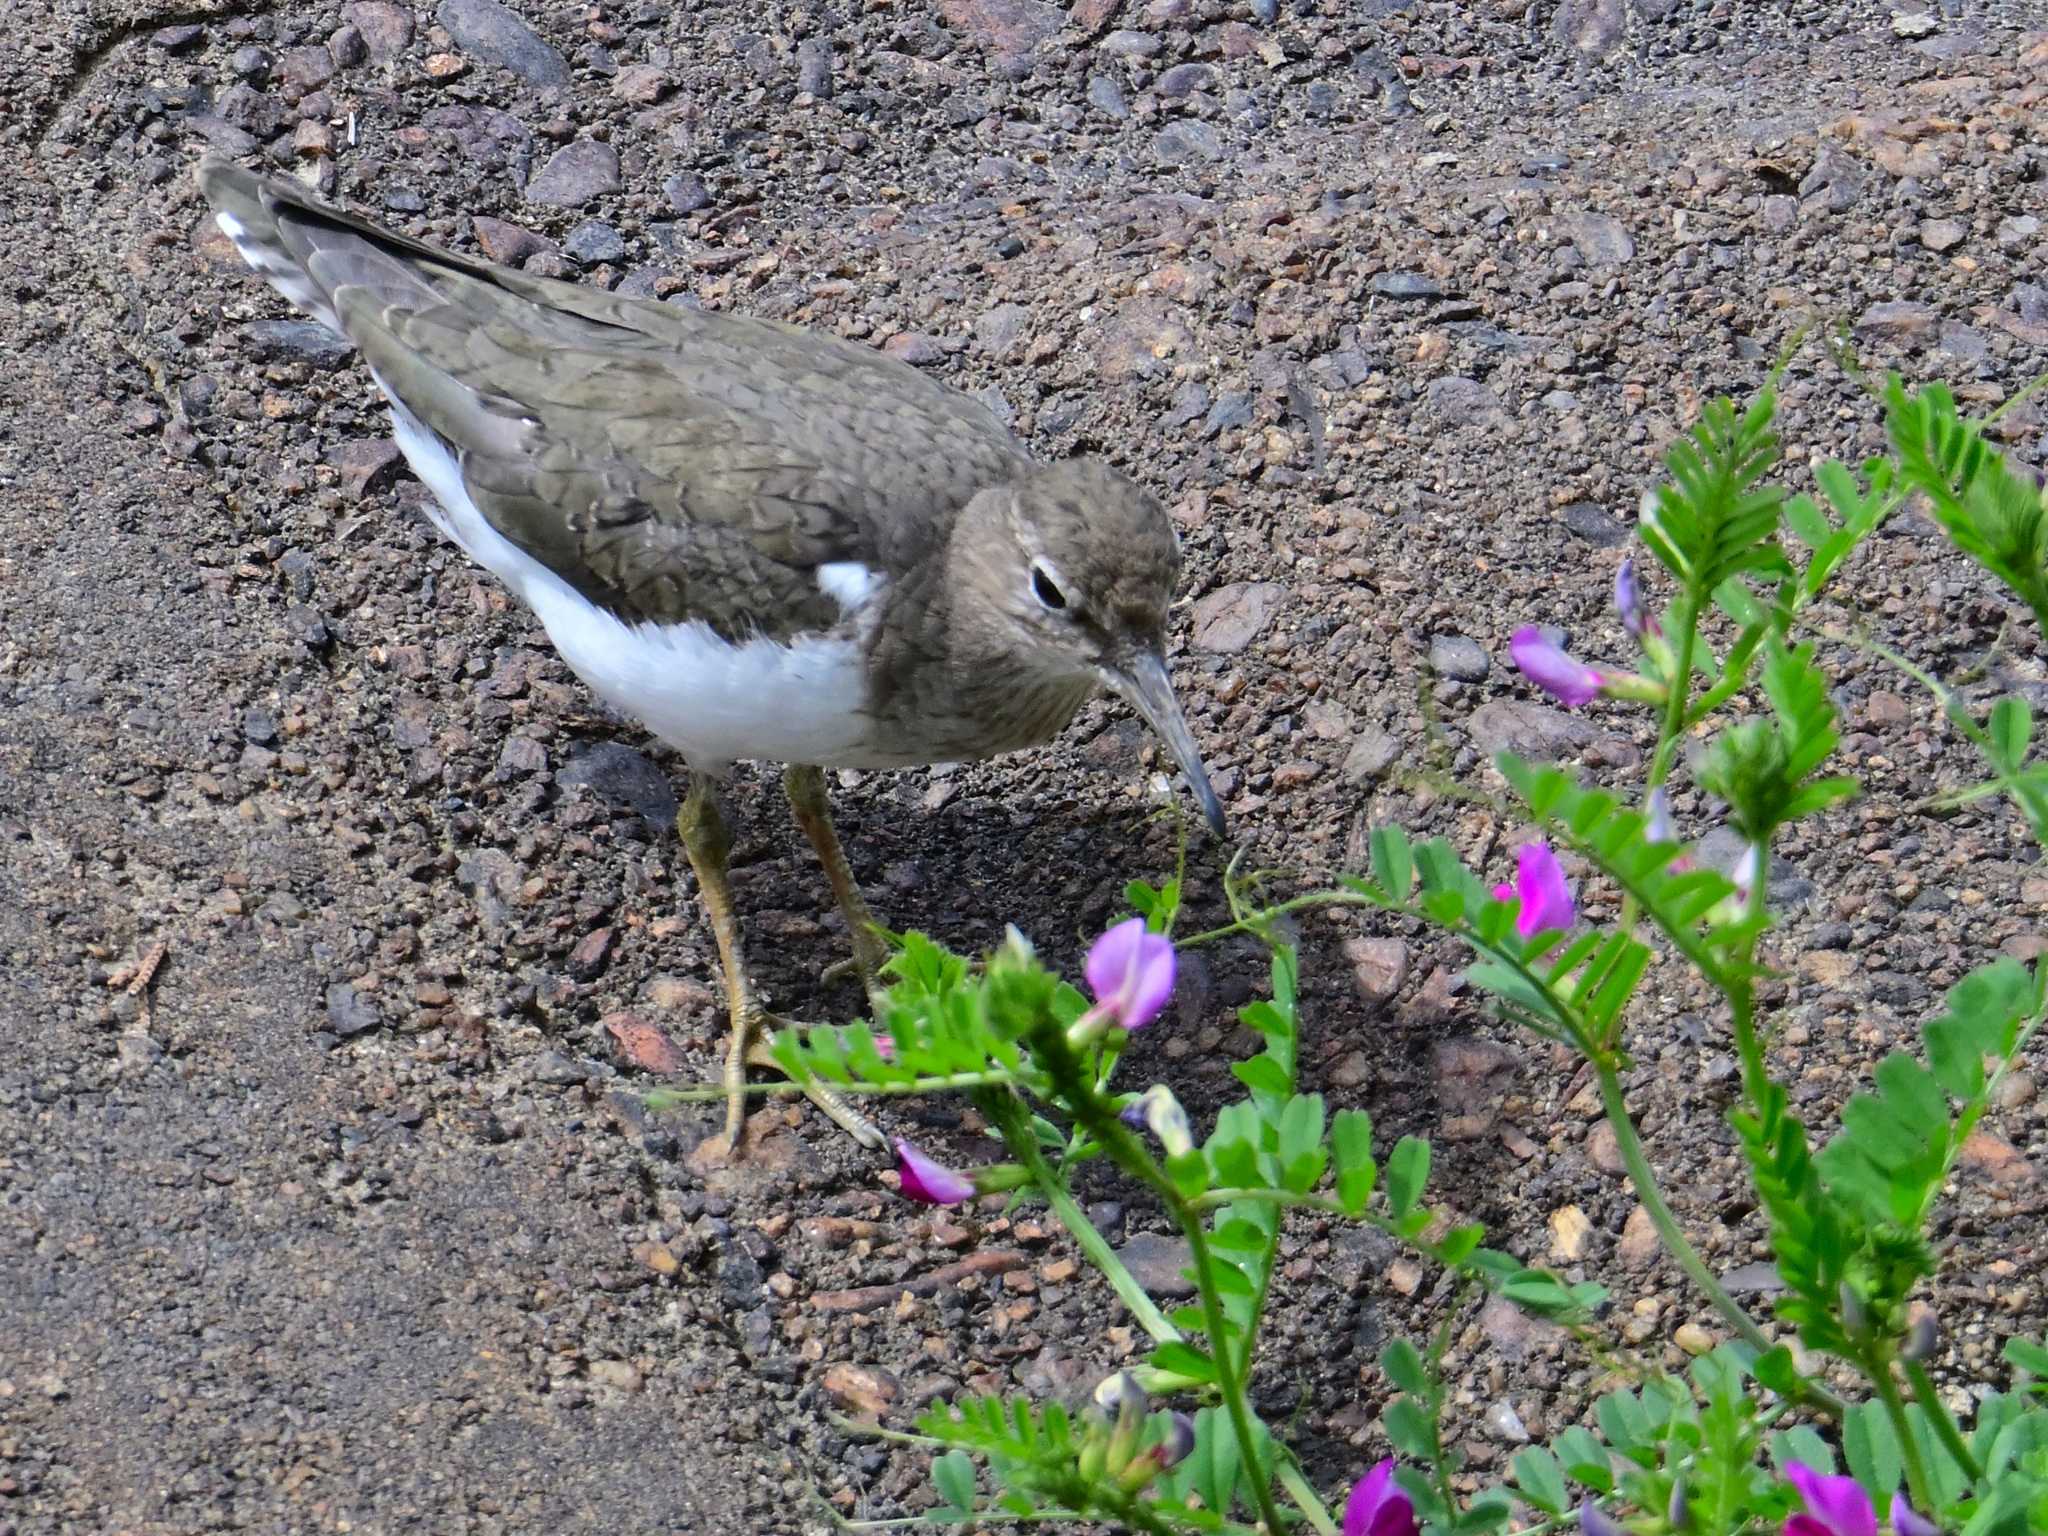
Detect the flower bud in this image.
<box><xmin>1901</xmin><ymin>1309</ymin><xmax>1938</xmax><ymax>1362</ymax></box>
<box><xmin>1891</xmin><ymin>1492</ymin><xmax>1941</xmax><ymax>1536</ymax></box>
<box><xmin>1122</xmin><ymin>1084</ymin><xmax>1195</xmax><ymax>1159</ymax></box>
<box><xmin>1667</xmin><ymin>1476</ymin><xmax>1691</xmax><ymax>1532</ymax></box>
<box><xmin>1579</xmin><ymin>1499</ymin><xmax>1629</xmax><ymax>1536</ymax></box>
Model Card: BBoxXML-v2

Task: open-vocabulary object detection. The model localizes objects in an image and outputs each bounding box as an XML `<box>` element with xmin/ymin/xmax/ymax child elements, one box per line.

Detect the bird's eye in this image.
<box><xmin>1030</xmin><ymin>562</ymin><xmax>1068</xmax><ymax>612</ymax></box>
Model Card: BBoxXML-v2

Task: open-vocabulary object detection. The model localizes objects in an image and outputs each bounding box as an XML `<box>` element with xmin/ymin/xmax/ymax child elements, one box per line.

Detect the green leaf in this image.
<box><xmin>1772</xmin><ymin>1426</ymin><xmax>1835</xmax><ymax>1478</ymax></box>
<box><xmin>1149</xmin><ymin>1341</ymin><xmax>1217</xmax><ymax>1385</ymax></box>
<box><xmin>1370</xmin><ymin>824</ymin><xmax>1416</xmax><ymax>900</ymax></box>
<box><xmin>1231</xmin><ymin>1054</ymin><xmax>1290</xmax><ymax>1098</ymax></box>
<box><xmin>1381</xmin><ymin>1337</ymin><xmax>1431</xmax><ymax>1398</ymax></box>
<box><xmin>1331</xmin><ymin>1108</ymin><xmax>1378</xmax><ymax>1214</ymax></box>
<box><xmin>1384</xmin><ymin>1397</ymin><xmax>1436</xmax><ymax>1461</ymax></box>
<box><xmin>2004</xmin><ymin>1337</ymin><xmax>2048</xmax><ymax>1378</ymax></box>
<box><xmin>1553</xmin><ymin>1426</ymin><xmax>1613</xmax><ymax>1492</ymax></box>
<box><xmin>1843</xmin><ymin>1401</ymin><xmax>1902</xmax><ymax>1496</ymax></box>
<box><xmin>931</xmin><ymin>1449</ymin><xmax>977</xmax><ymax>1514</ymax></box>
<box><xmin>1510</xmin><ymin>1448</ymin><xmax>1569</xmax><ymax>1515</ymax></box>
<box><xmin>1386</xmin><ymin>1136</ymin><xmax>1431</xmax><ymax>1219</ymax></box>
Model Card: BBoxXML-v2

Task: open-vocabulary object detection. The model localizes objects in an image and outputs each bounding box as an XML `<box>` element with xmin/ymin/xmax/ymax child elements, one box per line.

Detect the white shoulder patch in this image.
<box><xmin>816</xmin><ymin>561</ymin><xmax>883</xmax><ymax>613</ymax></box>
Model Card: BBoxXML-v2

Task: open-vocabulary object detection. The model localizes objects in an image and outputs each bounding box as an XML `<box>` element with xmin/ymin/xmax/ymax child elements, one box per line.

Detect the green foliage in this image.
<box><xmin>1692</xmin><ymin>640</ymin><xmax>1858</xmax><ymax>843</ymax></box>
<box><xmin>1639</xmin><ymin>387</ymin><xmax>1794</xmax><ymax>599</ymax></box>
<box><xmin>1885</xmin><ymin>376</ymin><xmax>2048</xmax><ymax>628</ymax></box>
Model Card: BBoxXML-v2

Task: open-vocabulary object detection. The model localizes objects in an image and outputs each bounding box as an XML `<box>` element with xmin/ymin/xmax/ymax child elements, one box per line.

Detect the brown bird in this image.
<box><xmin>197</xmin><ymin>158</ymin><xmax>1224</xmax><ymax>1150</ymax></box>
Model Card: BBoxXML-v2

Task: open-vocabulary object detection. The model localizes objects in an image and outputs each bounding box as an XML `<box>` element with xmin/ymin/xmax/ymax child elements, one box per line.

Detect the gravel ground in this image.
<box><xmin>4</xmin><ymin>1</ymin><xmax>2046</xmax><ymax>1531</ymax></box>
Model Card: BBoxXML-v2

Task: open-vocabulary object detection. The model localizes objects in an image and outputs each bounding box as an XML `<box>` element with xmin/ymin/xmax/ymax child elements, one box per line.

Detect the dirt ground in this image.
<box><xmin>3</xmin><ymin>0</ymin><xmax>2046</xmax><ymax>1531</ymax></box>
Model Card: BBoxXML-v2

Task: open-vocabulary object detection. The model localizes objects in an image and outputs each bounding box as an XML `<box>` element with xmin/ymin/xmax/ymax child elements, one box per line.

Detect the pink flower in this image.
<box><xmin>892</xmin><ymin>1138</ymin><xmax>976</xmax><ymax>1205</ymax></box>
<box><xmin>1510</xmin><ymin>626</ymin><xmax>1605</xmax><ymax>708</ymax></box>
<box><xmin>1783</xmin><ymin>1464</ymin><xmax>1876</xmax><ymax>1536</ymax></box>
<box><xmin>1492</xmin><ymin>841</ymin><xmax>1576</xmax><ymax>937</ymax></box>
<box><xmin>1344</xmin><ymin>1460</ymin><xmax>1417</xmax><ymax>1536</ymax></box>
<box><xmin>1083</xmin><ymin>918</ymin><xmax>1176</xmax><ymax>1031</ymax></box>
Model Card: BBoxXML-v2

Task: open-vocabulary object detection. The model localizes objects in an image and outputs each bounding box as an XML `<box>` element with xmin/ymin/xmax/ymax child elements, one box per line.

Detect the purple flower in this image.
<box><xmin>1510</xmin><ymin>626</ymin><xmax>1606</xmax><ymax>708</ymax></box>
<box><xmin>1492</xmin><ymin>841</ymin><xmax>1577</xmax><ymax>938</ymax></box>
<box><xmin>1083</xmin><ymin>918</ymin><xmax>1176</xmax><ymax>1031</ymax></box>
<box><xmin>1121</xmin><ymin>1084</ymin><xmax>1195</xmax><ymax>1158</ymax></box>
<box><xmin>1579</xmin><ymin>1500</ymin><xmax>1628</xmax><ymax>1536</ymax></box>
<box><xmin>1344</xmin><ymin>1460</ymin><xmax>1418</xmax><ymax>1536</ymax></box>
<box><xmin>1890</xmin><ymin>1494</ymin><xmax>1939</xmax><ymax>1536</ymax></box>
<box><xmin>1616</xmin><ymin>557</ymin><xmax>1659</xmax><ymax>641</ymax></box>
<box><xmin>1783</xmin><ymin>1464</ymin><xmax>1877</xmax><ymax>1536</ymax></box>
<box><xmin>1645</xmin><ymin>787</ymin><xmax>1677</xmax><ymax>844</ymax></box>
<box><xmin>892</xmin><ymin>1138</ymin><xmax>976</xmax><ymax>1205</ymax></box>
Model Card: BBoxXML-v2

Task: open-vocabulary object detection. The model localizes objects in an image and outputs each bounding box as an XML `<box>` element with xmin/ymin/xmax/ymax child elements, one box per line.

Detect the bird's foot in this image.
<box><xmin>725</xmin><ymin>1005</ymin><xmax>886</xmax><ymax>1154</ymax></box>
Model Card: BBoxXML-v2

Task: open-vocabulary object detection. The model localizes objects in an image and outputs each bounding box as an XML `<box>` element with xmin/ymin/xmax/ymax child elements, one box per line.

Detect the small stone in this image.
<box><xmin>1330</xmin><ymin>1050</ymin><xmax>1372</xmax><ymax>1088</ymax></box>
<box><xmin>663</xmin><ymin>172</ymin><xmax>712</xmax><ymax>215</ymax></box>
<box><xmin>938</xmin><ymin>0</ymin><xmax>1061</xmax><ymax>74</ymax></box>
<box><xmin>1476</xmin><ymin>1292</ymin><xmax>1563</xmax><ymax>1358</ymax></box>
<box><xmin>1856</xmin><ymin>300</ymin><xmax>1939</xmax><ymax>345</ymax></box>
<box><xmin>324</xmin><ymin>438</ymin><xmax>403</xmax><ymax>498</ymax></box>
<box><xmin>1371</xmin><ymin>272</ymin><xmax>1441</xmax><ymax>301</ymax></box>
<box><xmin>242</xmin><ymin>707</ymin><xmax>280</xmax><ymax>746</ymax></box>
<box><xmin>1342</xmin><ymin>937</ymin><xmax>1408</xmax><ymax>1003</ymax></box>
<box><xmin>230</xmin><ymin>44</ymin><xmax>273</xmax><ymax>80</ymax></box>
<box><xmin>564</xmin><ymin>220</ymin><xmax>628</xmax><ymax>265</ymax></box>
<box><xmin>472</xmin><ymin>215</ymin><xmax>552</xmax><ymax>266</ymax></box>
<box><xmin>1799</xmin><ymin>950</ymin><xmax>1856</xmax><ymax>986</ymax></box>
<box><xmin>280</xmin><ymin>44</ymin><xmax>337</xmax><ymax>89</ymax></box>
<box><xmin>329</xmin><ymin>24</ymin><xmax>368</xmax><ymax>68</ymax></box>
<box><xmin>1586</xmin><ymin>1120</ymin><xmax>1625</xmax><ymax>1176</ymax></box>
<box><xmin>1429</xmin><ymin>634</ymin><xmax>1490</xmax><ymax>682</ymax></box>
<box><xmin>822</xmin><ymin>1363</ymin><xmax>901</xmax><ymax>1418</ymax></box>
<box><xmin>1957</xmin><ymin>1132</ymin><xmax>2035</xmax><ymax>1185</ymax></box>
<box><xmin>588</xmin><ymin>1360</ymin><xmax>644</xmax><ymax>1393</ymax></box>
<box><xmin>153</xmin><ymin>23</ymin><xmax>206</xmax><ymax>51</ymax></box>
<box><xmin>293</xmin><ymin>119</ymin><xmax>334</xmax><ymax>158</ymax></box>
<box><xmin>1086</xmin><ymin>74</ymin><xmax>1129</xmax><ymax>118</ymax></box>
<box><xmin>1153</xmin><ymin>121</ymin><xmax>1223</xmax><ymax>164</ymax></box>
<box><xmin>1560</xmin><ymin>501</ymin><xmax>1626</xmax><ymax>546</ymax></box>
<box><xmin>1425</xmin><ymin>377</ymin><xmax>1504</xmax><ymax>423</ymax></box>
<box><xmin>605</xmin><ymin>1013</ymin><xmax>687</xmax><ymax>1074</ymax></box>
<box><xmin>1154</xmin><ymin>63</ymin><xmax>1217</xmax><ymax>97</ymax></box>
<box><xmin>1484</xmin><ymin>1400</ymin><xmax>1531</xmax><ymax>1442</ymax></box>
<box><xmin>532</xmin><ymin>1049</ymin><xmax>588</xmax><ymax>1085</ymax></box>
<box><xmin>1555</xmin><ymin>209</ymin><xmax>1634</xmax><ymax>265</ymax></box>
<box><xmin>1201</xmin><ymin>391</ymin><xmax>1254</xmax><ymax>437</ymax></box>
<box><xmin>1387</xmin><ymin>1259</ymin><xmax>1424</xmax><ymax>1295</ymax></box>
<box><xmin>882</xmin><ymin>332</ymin><xmax>944</xmax><ymax>366</ymax></box>
<box><xmin>1553</xmin><ymin>0</ymin><xmax>1624</xmax><ymax>53</ymax></box>
<box><xmin>1116</xmin><ymin>1232</ymin><xmax>1195</xmax><ymax>1298</ymax></box>
<box><xmin>795</xmin><ymin>38</ymin><xmax>833</xmax><ymax>97</ymax></box>
<box><xmin>437</xmin><ymin>0</ymin><xmax>569</xmax><ymax>84</ymax></box>
<box><xmin>1992</xmin><ymin>1071</ymin><xmax>2035</xmax><ymax>1110</ymax></box>
<box><xmin>1617</xmin><ymin>1204</ymin><xmax>1660</xmax><ymax>1267</ymax></box>
<box><xmin>1467</xmin><ymin>700</ymin><xmax>1596</xmax><ymax>759</ymax></box>
<box><xmin>526</xmin><ymin>140</ymin><xmax>621</xmax><ymax>206</ymax></box>
<box><xmin>611</xmin><ymin>63</ymin><xmax>669</xmax><ymax>104</ymax></box>
<box><xmin>324</xmin><ymin>983</ymin><xmax>382</xmax><ymax>1038</ymax></box>
<box><xmin>1191</xmin><ymin>581</ymin><xmax>1284</xmax><ymax>653</ymax></box>
<box><xmin>1996</xmin><ymin>215</ymin><xmax>2041</xmax><ymax>250</ymax></box>
<box><xmin>344</xmin><ymin>1</ymin><xmax>415</xmax><ymax>59</ymax></box>
<box><xmin>1673</xmin><ymin>1322</ymin><xmax>1717</xmax><ymax>1356</ymax></box>
<box><xmin>424</xmin><ymin>51</ymin><xmax>467</xmax><ymax>78</ymax></box>
<box><xmin>1890</xmin><ymin>10</ymin><xmax>1939</xmax><ymax>38</ymax></box>
<box><xmin>1341</xmin><ymin>725</ymin><xmax>1401</xmax><ymax>783</ymax></box>
<box><xmin>568</xmin><ymin>927</ymin><xmax>615</xmax><ymax>981</ymax></box>
<box><xmin>1548</xmin><ymin>1204</ymin><xmax>1592</xmax><ymax>1262</ymax></box>
<box><xmin>1918</xmin><ymin>217</ymin><xmax>1966</xmax><ymax>253</ymax></box>
<box><xmin>558</xmin><ymin>742</ymin><xmax>679</xmax><ymax>824</ymax></box>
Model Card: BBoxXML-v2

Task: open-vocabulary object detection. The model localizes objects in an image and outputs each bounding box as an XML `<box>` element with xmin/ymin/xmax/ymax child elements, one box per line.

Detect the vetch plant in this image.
<box><xmin>650</xmin><ymin>365</ymin><xmax>2048</xmax><ymax>1534</ymax></box>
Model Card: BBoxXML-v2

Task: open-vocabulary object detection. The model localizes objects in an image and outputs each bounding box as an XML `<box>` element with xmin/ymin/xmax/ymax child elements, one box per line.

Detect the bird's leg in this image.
<box><xmin>784</xmin><ymin>764</ymin><xmax>894</xmax><ymax>1020</ymax></box>
<box><xmin>675</xmin><ymin>776</ymin><xmax>882</xmax><ymax>1151</ymax></box>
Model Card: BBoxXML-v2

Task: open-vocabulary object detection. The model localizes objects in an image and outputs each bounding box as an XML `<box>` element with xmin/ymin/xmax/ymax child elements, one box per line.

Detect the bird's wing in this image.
<box><xmin>199</xmin><ymin>159</ymin><xmax>1027</xmax><ymax>640</ymax></box>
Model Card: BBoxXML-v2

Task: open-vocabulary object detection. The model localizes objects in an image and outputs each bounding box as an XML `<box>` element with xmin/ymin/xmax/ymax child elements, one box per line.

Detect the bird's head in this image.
<box><xmin>954</xmin><ymin>457</ymin><xmax>1225</xmax><ymax>837</ymax></box>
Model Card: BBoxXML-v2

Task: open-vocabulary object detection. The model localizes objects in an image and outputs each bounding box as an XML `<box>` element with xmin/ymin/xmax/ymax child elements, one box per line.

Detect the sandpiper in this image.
<box><xmin>197</xmin><ymin>158</ymin><xmax>1225</xmax><ymax>1151</ymax></box>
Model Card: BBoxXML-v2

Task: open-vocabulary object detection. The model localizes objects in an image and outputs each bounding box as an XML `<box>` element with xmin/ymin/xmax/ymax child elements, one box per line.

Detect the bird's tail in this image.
<box><xmin>196</xmin><ymin>157</ymin><xmax>484</xmax><ymax>339</ymax></box>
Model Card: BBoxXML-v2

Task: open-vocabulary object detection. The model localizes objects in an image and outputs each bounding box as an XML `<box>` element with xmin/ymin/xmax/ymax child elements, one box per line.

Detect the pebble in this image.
<box><xmin>1673</xmin><ymin>1322</ymin><xmax>1717</xmax><ymax>1356</ymax></box>
<box><xmin>437</xmin><ymin>0</ymin><xmax>570</xmax><ymax>85</ymax></box>
<box><xmin>324</xmin><ymin>983</ymin><xmax>382</xmax><ymax>1038</ymax></box>
<box><xmin>822</xmin><ymin>1363</ymin><xmax>899</xmax><ymax>1418</ymax></box>
<box><xmin>564</xmin><ymin>219</ymin><xmax>628</xmax><ymax>265</ymax></box>
<box><xmin>1560</xmin><ymin>501</ymin><xmax>1627</xmax><ymax>546</ymax></box>
<box><xmin>1190</xmin><ymin>581</ymin><xmax>1284</xmax><ymax>653</ymax></box>
<box><xmin>1429</xmin><ymin>634</ymin><xmax>1490</xmax><ymax>682</ymax></box>
<box><xmin>1483</xmin><ymin>1400</ymin><xmax>1531</xmax><ymax>1442</ymax></box>
<box><xmin>663</xmin><ymin>172</ymin><xmax>712</xmax><ymax>215</ymax></box>
<box><xmin>1154</xmin><ymin>63</ymin><xmax>1218</xmax><ymax>98</ymax></box>
<box><xmin>1425</xmin><ymin>377</ymin><xmax>1504</xmax><ymax>423</ymax></box>
<box><xmin>1115</xmin><ymin>1232</ymin><xmax>1195</xmax><ymax>1298</ymax></box>
<box><xmin>937</xmin><ymin>0</ymin><xmax>1060</xmax><ymax>74</ymax></box>
<box><xmin>557</xmin><ymin>742</ymin><xmax>678</xmax><ymax>824</ymax></box>
<box><xmin>1918</xmin><ymin>217</ymin><xmax>1966</xmax><ymax>254</ymax></box>
<box><xmin>324</xmin><ymin>438</ymin><xmax>403</xmax><ymax>498</ymax></box>
<box><xmin>329</xmin><ymin>24</ymin><xmax>368</xmax><ymax>68</ymax></box>
<box><xmin>1370</xmin><ymin>272</ymin><xmax>1441</xmax><ymax>301</ymax></box>
<box><xmin>532</xmin><ymin>1049</ymin><xmax>589</xmax><ymax>1085</ymax></box>
<box><xmin>1466</xmin><ymin>700</ymin><xmax>1595</xmax><ymax>759</ymax></box>
<box><xmin>1153</xmin><ymin>121</ymin><xmax>1223</xmax><ymax>165</ymax></box>
<box><xmin>588</xmin><ymin>1360</ymin><xmax>645</xmax><ymax>1393</ymax></box>
<box><xmin>796</xmin><ymin>38</ymin><xmax>833</xmax><ymax>98</ymax></box>
<box><xmin>1342</xmin><ymin>937</ymin><xmax>1408</xmax><ymax>1003</ymax></box>
<box><xmin>1617</xmin><ymin>1204</ymin><xmax>1660</xmax><ymax>1268</ymax></box>
<box><xmin>343</xmin><ymin>1</ymin><xmax>415</xmax><ymax>59</ymax></box>
<box><xmin>280</xmin><ymin>45</ymin><xmax>336</xmax><ymax>90</ymax></box>
<box><xmin>1086</xmin><ymin>75</ymin><xmax>1129</xmax><ymax>119</ymax></box>
<box><xmin>1555</xmin><ymin>209</ymin><xmax>1634</xmax><ymax>266</ymax></box>
<box><xmin>1586</xmin><ymin>1121</ymin><xmax>1625</xmax><ymax>1176</ymax></box>
<box><xmin>526</xmin><ymin>140</ymin><xmax>622</xmax><ymax>207</ymax></box>
<box><xmin>1341</xmin><ymin>725</ymin><xmax>1401</xmax><ymax>783</ymax></box>
<box><xmin>230</xmin><ymin>45</ymin><xmax>273</xmax><ymax>81</ymax></box>
<box><xmin>1856</xmin><ymin>300</ymin><xmax>1939</xmax><ymax>345</ymax></box>
<box><xmin>473</xmin><ymin>216</ymin><xmax>553</xmax><ymax>266</ymax></box>
<box><xmin>1548</xmin><ymin>1204</ymin><xmax>1591</xmax><ymax>1262</ymax></box>
<box><xmin>152</xmin><ymin>23</ymin><xmax>205</xmax><ymax>51</ymax></box>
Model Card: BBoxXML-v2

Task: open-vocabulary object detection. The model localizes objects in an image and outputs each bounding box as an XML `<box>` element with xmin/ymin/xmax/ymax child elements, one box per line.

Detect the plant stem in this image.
<box><xmin>1868</xmin><ymin>1348</ymin><xmax>1936</xmax><ymax>1512</ymax></box>
<box><xmin>645</xmin><ymin>1067</ymin><xmax>1021</xmax><ymax>1107</ymax></box>
<box><xmin>985</xmin><ymin>1092</ymin><xmax>1182</xmax><ymax>1347</ymax></box>
<box><xmin>1648</xmin><ymin>595</ymin><xmax>1699</xmax><ymax>792</ymax></box>
<box><xmin>1275</xmin><ymin>1457</ymin><xmax>1339</xmax><ymax>1536</ymax></box>
<box><xmin>1591</xmin><ymin>1058</ymin><xmax>1846</xmax><ymax>1419</ymax></box>
<box><xmin>1179</xmin><ymin>1205</ymin><xmax>1292</xmax><ymax>1536</ymax></box>
<box><xmin>1902</xmin><ymin>1357</ymin><xmax>1983</xmax><ymax>1483</ymax></box>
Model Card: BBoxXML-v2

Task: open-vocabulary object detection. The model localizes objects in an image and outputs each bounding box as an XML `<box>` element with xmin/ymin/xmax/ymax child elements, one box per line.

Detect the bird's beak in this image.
<box><xmin>1102</xmin><ymin>650</ymin><xmax>1227</xmax><ymax>838</ymax></box>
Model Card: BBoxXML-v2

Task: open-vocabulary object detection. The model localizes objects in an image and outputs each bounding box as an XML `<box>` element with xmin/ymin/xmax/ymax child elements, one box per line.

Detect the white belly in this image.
<box><xmin>380</xmin><ymin>387</ymin><xmax>879</xmax><ymax>773</ymax></box>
